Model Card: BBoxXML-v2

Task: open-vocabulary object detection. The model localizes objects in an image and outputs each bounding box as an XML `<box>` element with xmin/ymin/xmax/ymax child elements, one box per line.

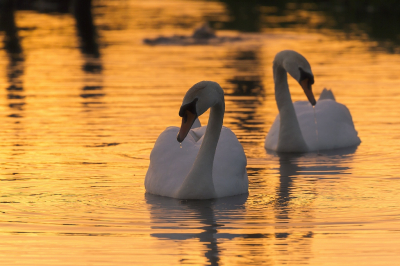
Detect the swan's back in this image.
<box><xmin>296</xmin><ymin>99</ymin><xmax>360</xmax><ymax>151</ymax></box>
<box><xmin>265</xmin><ymin>98</ymin><xmax>361</xmax><ymax>152</ymax></box>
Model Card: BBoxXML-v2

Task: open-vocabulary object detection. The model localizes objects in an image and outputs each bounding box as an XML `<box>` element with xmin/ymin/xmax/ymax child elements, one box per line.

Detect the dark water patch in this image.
<box><xmin>86</xmin><ymin>142</ymin><xmax>120</xmax><ymax>148</ymax></box>
<box><xmin>144</xmin><ymin>23</ymin><xmax>242</xmax><ymax>46</ymax></box>
<box><xmin>211</xmin><ymin>0</ymin><xmax>400</xmax><ymax>53</ymax></box>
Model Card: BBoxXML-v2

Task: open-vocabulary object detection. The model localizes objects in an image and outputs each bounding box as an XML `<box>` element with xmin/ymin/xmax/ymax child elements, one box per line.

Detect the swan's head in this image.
<box><xmin>177</xmin><ymin>81</ymin><xmax>224</xmax><ymax>142</ymax></box>
<box><xmin>274</xmin><ymin>50</ymin><xmax>316</xmax><ymax>106</ymax></box>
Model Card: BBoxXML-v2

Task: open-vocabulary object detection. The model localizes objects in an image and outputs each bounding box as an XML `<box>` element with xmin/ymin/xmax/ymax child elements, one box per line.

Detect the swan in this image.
<box><xmin>265</xmin><ymin>50</ymin><xmax>361</xmax><ymax>152</ymax></box>
<box><xmin>145</xmin><ymin>81</ymin><xmax>248</xmax><ymax>199</ymax></box>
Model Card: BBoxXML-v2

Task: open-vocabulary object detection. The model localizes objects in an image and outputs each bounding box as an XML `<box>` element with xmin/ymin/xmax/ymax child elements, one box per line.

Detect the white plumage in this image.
<box><xmin>145</xmin><ymin>81</ymin><xmax>248</xmax><ymax>199</ymax></box>
<box><xmin>266</xmin><ymin>89</ymin><xmax>361</xmax><ymax>152</ymax></box>
<box><xmin>265</xmin><ymin>50</ymin><xmax>361</xmax><ymax>152</ymax></box>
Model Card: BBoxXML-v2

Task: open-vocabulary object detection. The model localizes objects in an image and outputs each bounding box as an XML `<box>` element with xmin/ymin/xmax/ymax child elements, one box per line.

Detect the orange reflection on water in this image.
<box><xmin>1</xmin><ymin>0</ymin><xmax>400</xmax><ymax>265</ymax></box>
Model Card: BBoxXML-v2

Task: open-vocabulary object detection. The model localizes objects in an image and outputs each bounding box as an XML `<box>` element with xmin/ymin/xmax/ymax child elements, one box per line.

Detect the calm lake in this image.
<box><xmin>1</xmin><ymin>0</ymin><xmax>400</xmax><ymax>265</ymax></box>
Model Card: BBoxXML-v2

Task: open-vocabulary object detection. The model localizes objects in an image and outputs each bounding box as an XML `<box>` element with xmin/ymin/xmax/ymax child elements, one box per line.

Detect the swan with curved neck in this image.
<box><xmin>265</xmin><ymin>50</ymin><xmax>361</xmax><ymax>152</ymax></box>
<box><xmin>145</xmin><ymin>81</ymin><xmax>248</xmax><ymax>199</ymax></box>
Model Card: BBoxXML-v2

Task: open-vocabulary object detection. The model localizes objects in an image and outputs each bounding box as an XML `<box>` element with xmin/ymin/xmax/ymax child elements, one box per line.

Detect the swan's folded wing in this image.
<box><xmin>295</xmin><ymin>100</ymin><xmax>361</xmax><ymax>151</ymax></box>
<box><xmin>318</xmin><ymin>88</ymin><xmax>336</xmax><ymax>101</ymax></box>
<box><xmin>145</xmin><ymin>126</ymin><xmax>199</xmax><ymax>197</ymax></box>
<box><xmin>213</xmin><ymin>126</ymin><xmax>248</xmax><ymax>197</ymax></box>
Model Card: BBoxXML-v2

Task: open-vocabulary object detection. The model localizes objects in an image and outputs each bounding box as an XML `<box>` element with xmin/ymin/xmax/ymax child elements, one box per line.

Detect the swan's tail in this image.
<box><xmin>318</xmin><ymin>88</ymin><xmax>336</xmax><ymax>101</ymax></box>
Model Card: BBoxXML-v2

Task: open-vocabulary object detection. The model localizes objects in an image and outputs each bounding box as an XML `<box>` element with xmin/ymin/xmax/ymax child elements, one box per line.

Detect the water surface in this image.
<box><xmin>1</xmin><ymin>1</ymin><xmax>400</xmax><ymax>265</ymax></box>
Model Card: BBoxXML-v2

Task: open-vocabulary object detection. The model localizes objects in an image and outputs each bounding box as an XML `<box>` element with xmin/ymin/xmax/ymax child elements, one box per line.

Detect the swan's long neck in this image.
<box><xmin>274</xmin><ymin>64</ymin><xmax>308</xmax><ymax>152</ymax></box>
<box><xmin>175</xmin><ymin>98</ymin><xmax>224</xmax><ymax>199</ymax></box>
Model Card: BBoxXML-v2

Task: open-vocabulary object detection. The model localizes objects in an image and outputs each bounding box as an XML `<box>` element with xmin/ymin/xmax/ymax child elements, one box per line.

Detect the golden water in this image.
<box><xmin>1</xmin><ymin>1</ymin><xmax>400</xmax><ymax>265</ymax></box>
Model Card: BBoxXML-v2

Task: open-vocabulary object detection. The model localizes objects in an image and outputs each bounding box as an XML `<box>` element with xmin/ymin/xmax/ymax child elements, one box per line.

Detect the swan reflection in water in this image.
<box><xmin>249</xmin><ymin>146</ymin><xmax>357</xmax><ymax>264</ymax></box>
<box><xmin>274</xmin><ymin>146</ymin><xmax>358</xmax><ymax>204</ymax></box>
<box><xmin>146</xmin><ymin>193</ymin><xmax>248</xmax><ymax>266</ymax></box>
<box><xmin>146</xmin><ymin>147</ymin><xmax>357</xmax><ymax>265</ymax></box>
<box><xmin>271</xmin><ymin>147</ymin><xmax>357</xmax><ymax>264</ymax></box>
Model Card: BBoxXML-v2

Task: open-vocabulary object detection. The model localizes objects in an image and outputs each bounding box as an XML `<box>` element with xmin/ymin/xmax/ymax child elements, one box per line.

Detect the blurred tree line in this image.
<box><xmin>1</xmin><ymin>0</ymin><xmax>400</xmax><ymax>52</ymax></box>
<box><xmin>209</xmin><ymin>0</ymin><xmax>400</xmax><ymax>52</ymax></box>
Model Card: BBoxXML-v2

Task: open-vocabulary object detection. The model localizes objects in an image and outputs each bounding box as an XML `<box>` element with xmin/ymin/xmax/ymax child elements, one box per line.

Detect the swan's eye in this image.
<box><xmin>299</xmin><ymin>67</ymin><xmax>314</xmax><ymax>88</ymax></box>
<box><xmin>179</xmin><ymin>98</ymin><xmax>198</xmax><ymax>118</ymax></box>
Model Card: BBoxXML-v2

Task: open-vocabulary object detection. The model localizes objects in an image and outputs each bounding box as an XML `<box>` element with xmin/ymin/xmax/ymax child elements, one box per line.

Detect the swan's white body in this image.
<box><xmin>145</xmin><ymin>81</ymin><xmax>248</xmax><ymax>199</ymax></box>
<box><xmin>266</xmin><ymin>89</ymin><xmax>361</xmax><ymax>152</ymax></box>
<box><xmin>265</xmin><ymin>50</ymin><xmax>361</xmax><ymax>152</ymax></box>
<box><xmin>145</xmin><ymin>125</ymin><xmax>248</xmax><ymax>198</ymax></box>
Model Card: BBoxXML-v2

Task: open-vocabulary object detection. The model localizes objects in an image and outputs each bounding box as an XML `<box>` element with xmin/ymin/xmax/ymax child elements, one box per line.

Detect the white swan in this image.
<box><xmin>265</xmin><ymin>50</ymin><xmax>361</xmax><ymax>152</ymax></box>
<box><xmin>145</xmin><ymin>81</ymin><xmax>248</xmax><ymax>199</ymax></box>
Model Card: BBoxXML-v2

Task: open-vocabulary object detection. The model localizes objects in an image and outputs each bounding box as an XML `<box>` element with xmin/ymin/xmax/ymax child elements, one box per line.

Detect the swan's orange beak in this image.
<box><xmin>177</xmin><ymin>110</ymin><xmax>197</xmax><ymax>142</ymax></box>
<box><xmin>300</xmin><ymin>78</ymin><xmax>316</xmax><ymax>106</ymax></box>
